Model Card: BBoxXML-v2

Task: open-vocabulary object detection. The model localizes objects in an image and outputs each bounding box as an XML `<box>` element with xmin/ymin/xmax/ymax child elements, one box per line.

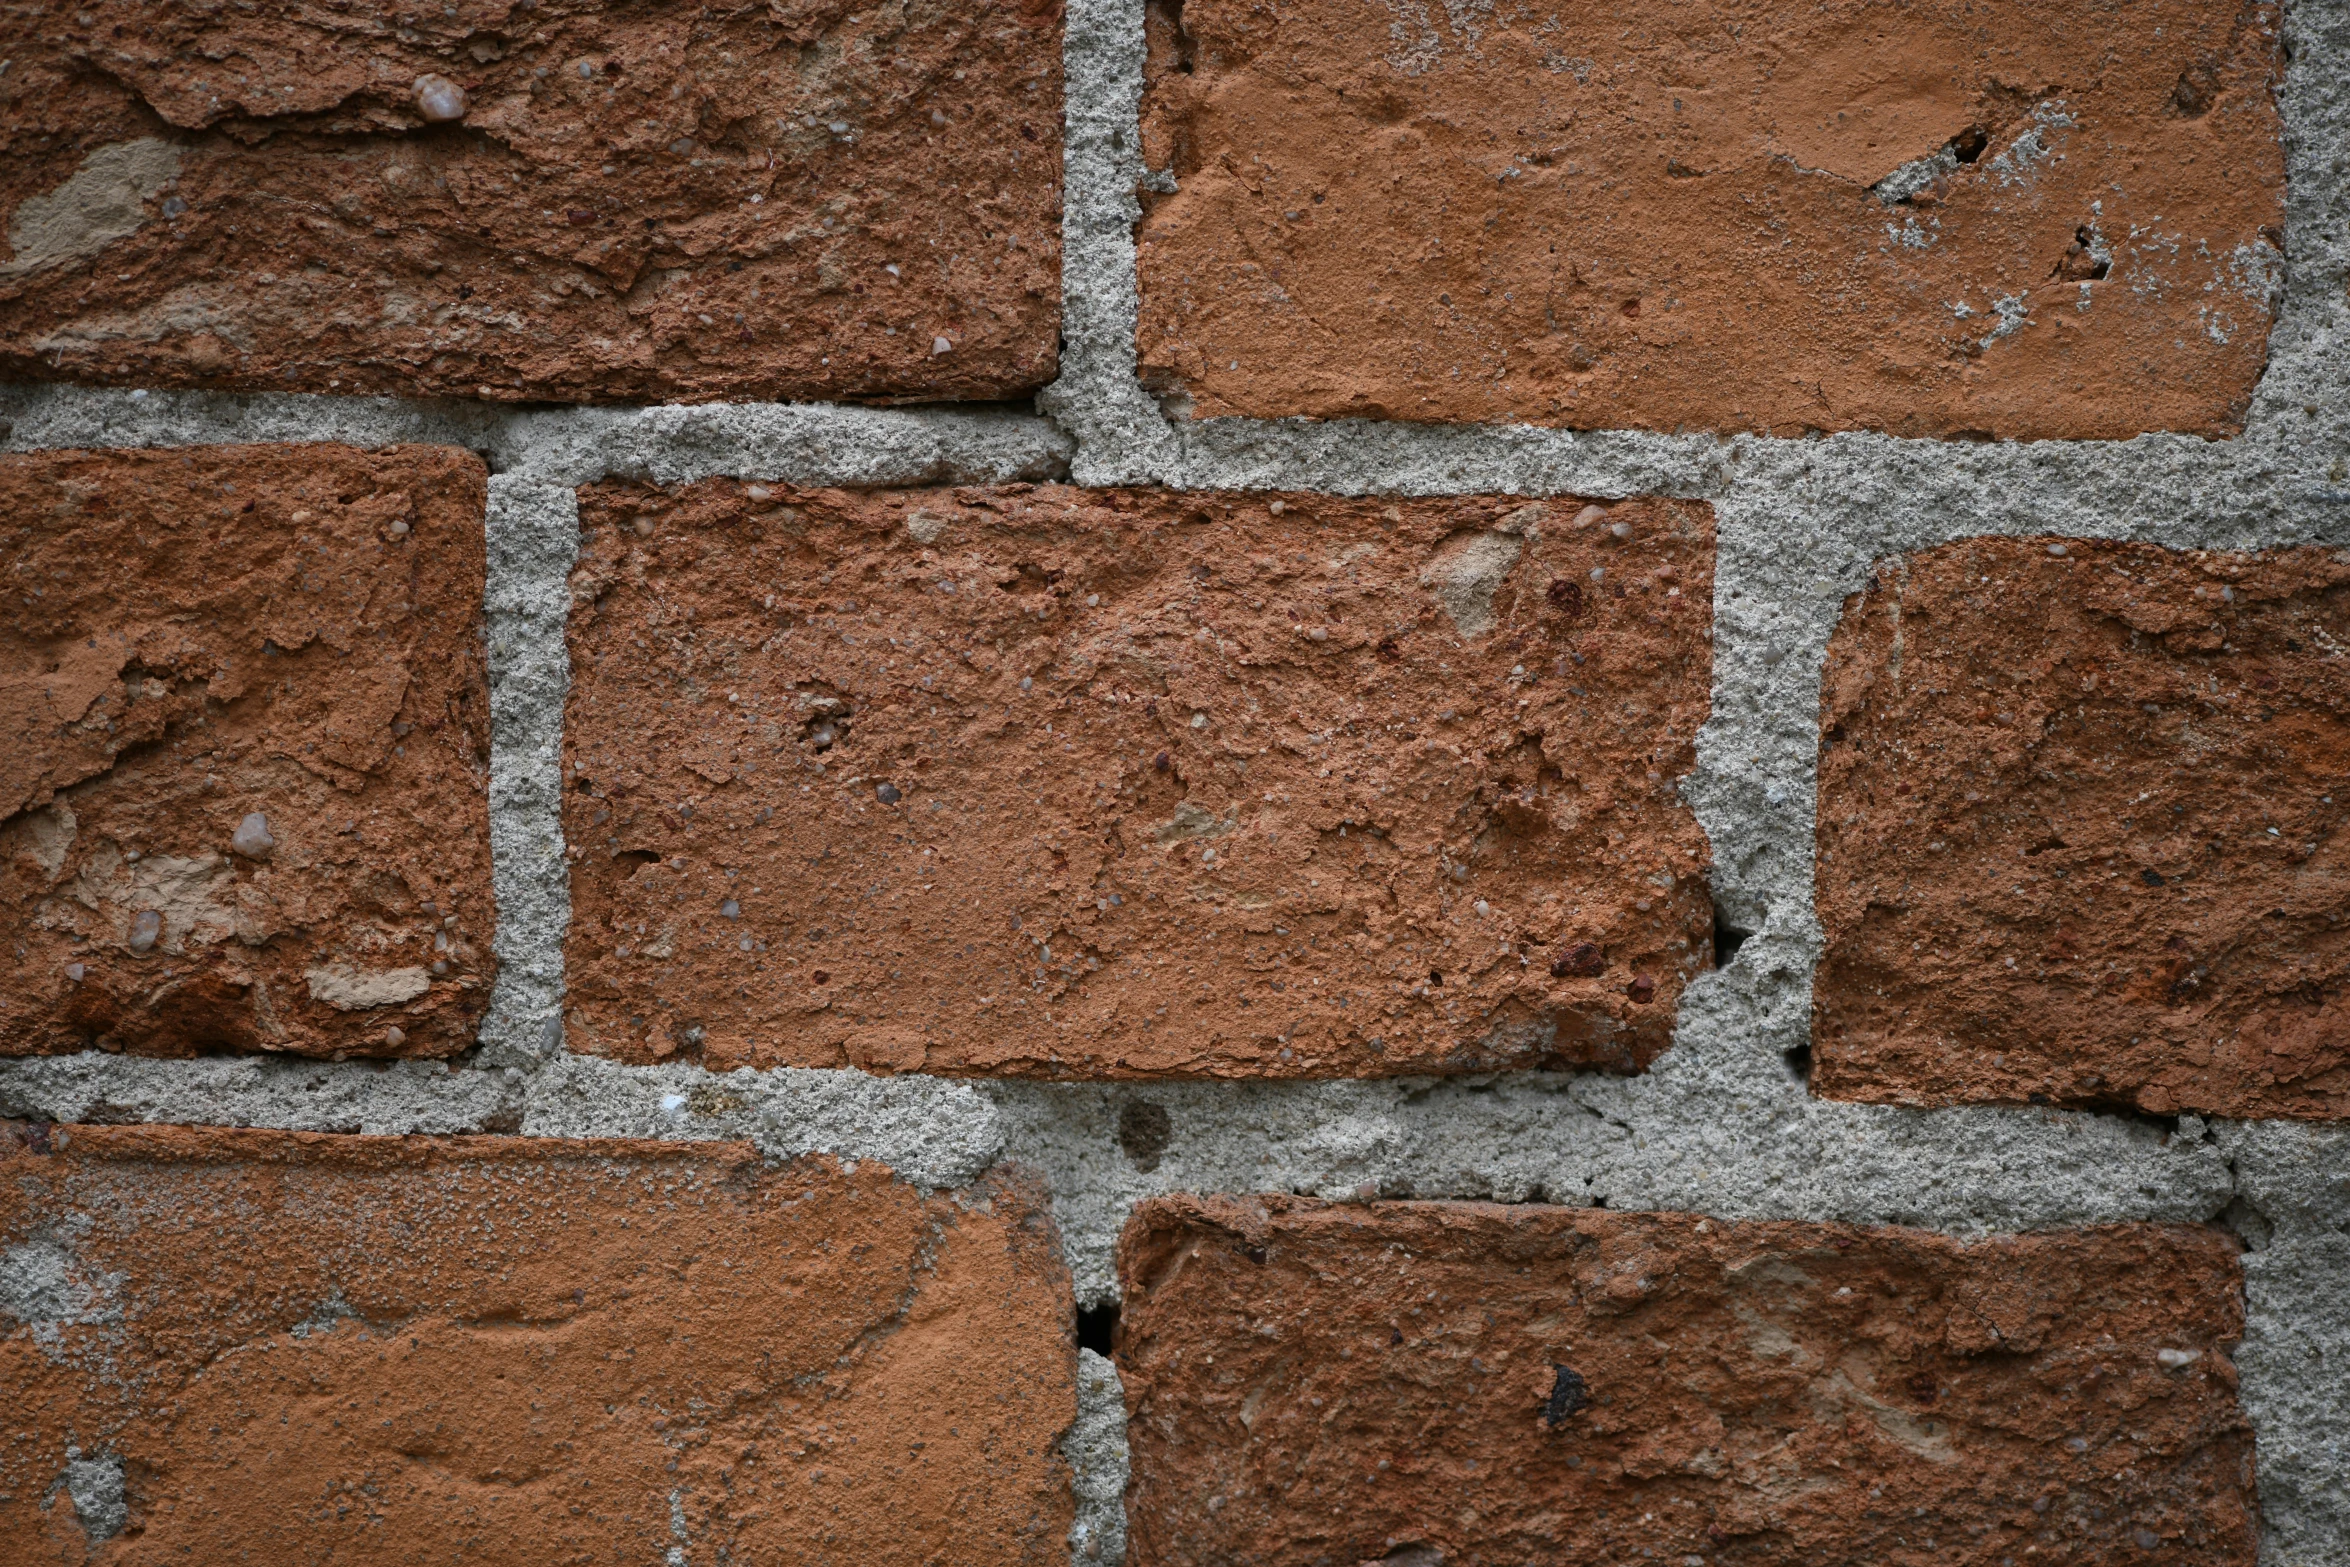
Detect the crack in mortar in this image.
<box><xmin>4</xmin><ymin>0</ymin><xmax>2350</xmax><ymax>1559</ymax></box>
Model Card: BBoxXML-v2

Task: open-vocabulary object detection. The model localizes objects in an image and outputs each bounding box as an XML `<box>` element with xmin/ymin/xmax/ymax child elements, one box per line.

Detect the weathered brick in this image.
<box><xmin>562</xmin><ymin>483</ymin><xmax>1714</xmax><ymax>1077</ymax></box>
<box><xmin>1136</xmin><ymin>0</ymin><xmax>2283</xmax><ymax>438</ymax></box>
<box><xmin>0</xmin><ymin>0</ymin><xmax>1060</xmax><ymax>403</ymax></box>
<box><xmin>1</xmin><ymin>1124</ymin><xmax>1075</xmax><ymax>1561</ymax></box>
<box><xmin>1118</xmin><ymin>1196</ymin><xmax>2255</xmax><ymax>1567</ymax></box>
<box><xmin>0</xmin><ymin>444</ymin><xmax>494</xmax><ymax>1060</ymax></box>
<box><xmin>1816</xmin><ymin>536</ymin><xmax>2350</xmax><ymax>1119</ymax></box>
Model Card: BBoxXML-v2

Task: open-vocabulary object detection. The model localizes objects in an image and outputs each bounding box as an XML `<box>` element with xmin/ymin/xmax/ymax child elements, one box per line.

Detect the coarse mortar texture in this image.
<box><xmin>1064</xmin><ymin>1348</ymin><xmax>1131</xmax><ymax>1566</ymax></box>
<box><xmin>0</xmin><ymin>0</ymin><xmax>2346</xmax><ymax>1559</ymax></box>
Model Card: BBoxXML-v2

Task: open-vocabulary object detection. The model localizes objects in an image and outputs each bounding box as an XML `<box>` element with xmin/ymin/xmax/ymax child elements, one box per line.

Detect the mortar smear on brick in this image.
<box><xmin>560</xmin><ymin>481</ymin><xmax>1715</xmax><ymax>1077</ymax></box>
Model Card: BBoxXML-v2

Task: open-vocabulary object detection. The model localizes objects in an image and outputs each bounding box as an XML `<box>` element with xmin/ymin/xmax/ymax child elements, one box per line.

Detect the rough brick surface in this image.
<box><xmin>1135</xmin><ymin>0</ymin><xmax>2283</xmax><ymax>438</ymax></box>
<box><xmin>562</xmin><ymin>483</ymin><xmax>1713</xmax><ymax>1077</ymax></box>
<box><xmin>0</xmin><ymin>445</ymin><xmax>494</xmax><ymax>1060</ymax></box>
<box><xmin>0</xmin><ymin>0</ymin><xmax>1060</xmax><ymax>403</ymax></box>
<box><xmin>1</xmin><ymin>1123</ymin><xmax>1075</xmax><ymax>1562</ymax></box>
<box><xmin>1118</xmin><ymin>1196</ymin><xmax>2255</xmax><ymax>1567</ymax></box>
<box><xmin>1816</xmin><ymin>537</ymin><xmax>2350</xmax><ymax>1119</ymax></box>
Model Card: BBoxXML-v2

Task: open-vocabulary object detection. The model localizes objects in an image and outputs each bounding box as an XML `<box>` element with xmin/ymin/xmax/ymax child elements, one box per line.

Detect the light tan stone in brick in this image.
<box><xmin>1137</xmin><ymin>0</ymin><xmax>2284</xmax><ymax>438</ymax></box>
<box><xmin>1815</xmin><ymin>536</ymin><xmax>2350</xmax><ymax>1119</ymax></box>
<box><xmin>0</xmin><ymin>444</ymin><xmax>495</xmax><ymax>1060</ymax></box>
<box><xmin>561</xmin><ymin>483</ymin><xmax>1715</xmax><ymax>1078</ymax></box>
<box><xmin>1118</xmin><ymin>1196</ymin><xmax>2256</xmax><ymax>1567</ymax></box>
<box><xmin>0</xmin><ymin>0</ymin><xmax>1061</xmax><ymax>403</ymax></box>
<box><xmin>1</xmin><ymin>1124</ymin><xmax>1075</xmax><ymax>1563</ymax></box>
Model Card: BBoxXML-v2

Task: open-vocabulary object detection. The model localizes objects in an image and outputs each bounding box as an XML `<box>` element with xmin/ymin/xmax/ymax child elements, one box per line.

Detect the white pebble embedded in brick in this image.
<box><xmin>230</xmin><ymin>812</ymin><xmax>275</xmax><ymax>859</ymax></box>
<box><xmin>414</xmin><ymin>75</ymin><xmax>468</xmax><ymax>123</ymax></box>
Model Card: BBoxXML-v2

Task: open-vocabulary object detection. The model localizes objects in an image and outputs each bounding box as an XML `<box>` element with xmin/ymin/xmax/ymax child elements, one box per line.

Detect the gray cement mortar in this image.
<box><xmin>1065</xmin><ymin>1349</ymin><xmax>1132</xmax><ymax>1566</ymax></box>
<box><xmin>477</xmin><ymin>477</ymin><xmax>579</xmax><ymax>1071</ymax></box>
<box><xmin>3</xmin><ymin>0</ymin><xmax>2349</xmax><ymax>1559</ymax></box>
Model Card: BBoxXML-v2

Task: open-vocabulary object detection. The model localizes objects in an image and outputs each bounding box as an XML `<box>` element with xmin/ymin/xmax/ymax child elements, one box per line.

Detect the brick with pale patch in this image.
<box><xmin>0</xmin><ymin>444</ymin><xmax>494</xmax><ymax>1060</ymax></box>
<box><xmin>1</xmin><ymin>1124</ymin><xmax>1076</xmax><ymax>1562</ymax></box>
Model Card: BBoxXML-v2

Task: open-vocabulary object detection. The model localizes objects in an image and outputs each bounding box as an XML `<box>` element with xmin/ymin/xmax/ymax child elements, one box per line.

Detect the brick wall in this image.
<box><xmin>2</xmin><ymin>0</ymin><xmax>2347</xmax><ymax>1562</ymax></box>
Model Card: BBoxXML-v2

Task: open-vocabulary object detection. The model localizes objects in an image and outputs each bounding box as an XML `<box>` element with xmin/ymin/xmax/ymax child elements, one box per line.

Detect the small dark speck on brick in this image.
<box><xmin>1543</xmin><ymin>1365</ymin><xmax>1589</xmax><ymax>1426</ymax></box>
<box><xmin>2142</xmin><ymin>869</ymin><xmax>2166</xmax><ymax>886</ymax></box>
<box><xmin>876</xmin><ymin>782</ymin><xmax>901</xmax><ymax>804</ymax></box>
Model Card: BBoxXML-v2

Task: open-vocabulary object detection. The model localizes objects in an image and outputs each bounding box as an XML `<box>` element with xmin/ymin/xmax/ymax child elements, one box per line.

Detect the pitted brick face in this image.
<box><xmin>561</xmin><ymin>483</ymin><xmax>1714</xmax><ymax>1077</ymax></box>
<box><xmin>1815</xmin><ymin>536</ymin><xmax>2350</xmax><ymax>1119</ymax></box>
<box><xmin>0</xmin><ymin>0</ymin><xmax>1061</xmax><ymax>403</ymax></box>
<box><xmin>1135</xmin><ymin>0</ymin><xmax>2283</xmax><ymax>438</ymax></box>
<box><xmin>0</xmin><ymin>445</ymin><xmax>494</xmax><ymax>1060</ymax></box>
<box><xmin>0</xmin><ymin>1125</ymin><xmax>1075</xmax><ymax>1562</ymax></box>
<box><xmin>1116</xmin><ymin>1196</ymin><xmax>2256</xmax><ymax>1567</ymax></box>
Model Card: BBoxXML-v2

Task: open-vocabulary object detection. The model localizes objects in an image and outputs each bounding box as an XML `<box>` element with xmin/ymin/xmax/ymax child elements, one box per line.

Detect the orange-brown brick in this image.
<box><xmin>1</xmin><ymin>1124</ymin><xmax>1075</xmax><ymax>1562</ymax></box>
<box><xmin>1136</xmin><ymin>0</ymin><xmax>2283</xmax><ymax>438</ymax></box>
<box><xmin>0</xmin><ymin>0</ymin><xmax>1060</xmax><ymax>403</ymax></box>
<box><xmin>561</xmin><ymin>483</ymin><xmax>1715</xmax><ymax>1078</ymax></box>
<box><xmin>1815</xmin><ymin>536</ymin><xmax>2350</xmax><ymax>1119</ymax></box>
<box><xmin>0</xmin><ymin>445</ymin><xmax>495</xmax><ymax>1060</ymax></box>
<box><xmin>1117</xmin><ymin>1196</ymin><xmax>2256</xmax><ymax>1567</ymax></box>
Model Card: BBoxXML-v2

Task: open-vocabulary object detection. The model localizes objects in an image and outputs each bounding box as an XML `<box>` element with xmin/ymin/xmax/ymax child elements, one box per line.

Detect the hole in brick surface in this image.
<box><xmin>1427</xmin><ymin>969</ymin><xmax>1444</xmax><ymax>987</ymax></box>
<box><xmin>2053</xmin><ymin>225</ymin><xmax>2111</xmax><ymax>282</ymax></box>
<box><xmin>1147</xmin><ymin>0</ymin><xmax>1196</xmax><ymax>74</ymax></box>
<box><xmin>1542</xmin><ymin>1365</ymin><xmax>1590</xmax><ymax>1425</ymax></box>
<box><xmin>1377</xmin><ymin>1545</ymin><xmax>1445</xmax><ymax>1567</ymax></box>
<box><xmin>2171</xmin><ymin>54</ymin><xmax>2223</xmax><ymax>117</ymax></box>
<box><xmin>1710</xmin><ymin>905</ymin><xmax>1751</xmax><ymax>967</ymax></box>
<box><xmin>1076</xmin><ymin>1303</ymin><xmax>1120</xmax><ymax>1357</ymax></box>
<box><xmin>1950</xmin><ymin>125</ymin><xmax>1989</xmax><ymax>163</ymax></box>
<box><xmin>1782</xmin><ymin>1042</ymin><xmax>1813</xmax><ymax>1084</ymax></box>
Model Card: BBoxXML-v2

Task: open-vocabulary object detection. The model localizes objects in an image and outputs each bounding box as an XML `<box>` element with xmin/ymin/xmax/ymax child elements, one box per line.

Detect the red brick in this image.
<box><xmin>1</xmin><ymin>1124</ymin><xmax>1075</xmax><ymax>1562</ymax></box>
<box><xmin>1117</xmin><ymin>1196</ymin><xmax>2256</xmax><ymax>1567</ymax></box>
<box><xmin>0</xmin><ymin>0</ymin><xmax>1060</xmax><ymax>403</ymax></box>
<box><xmin>1136</xmin><ymin>0</ymin><xmax>2283</xmax><ymax>438</ymax></box>
<box><xmin>1815</xmin><ymin>536</ymin><xmax>2350</xmax><ymax>1119</ymax></box>
<box><xmin>561</xmin><ymin>483</ymin><xmax>1715</xmax><ymax>1077</ymax></box>
<box><xmin>0</xmin><ymin>444</ymin><xmax>495</xmax><ymax>1060</ymax></box>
